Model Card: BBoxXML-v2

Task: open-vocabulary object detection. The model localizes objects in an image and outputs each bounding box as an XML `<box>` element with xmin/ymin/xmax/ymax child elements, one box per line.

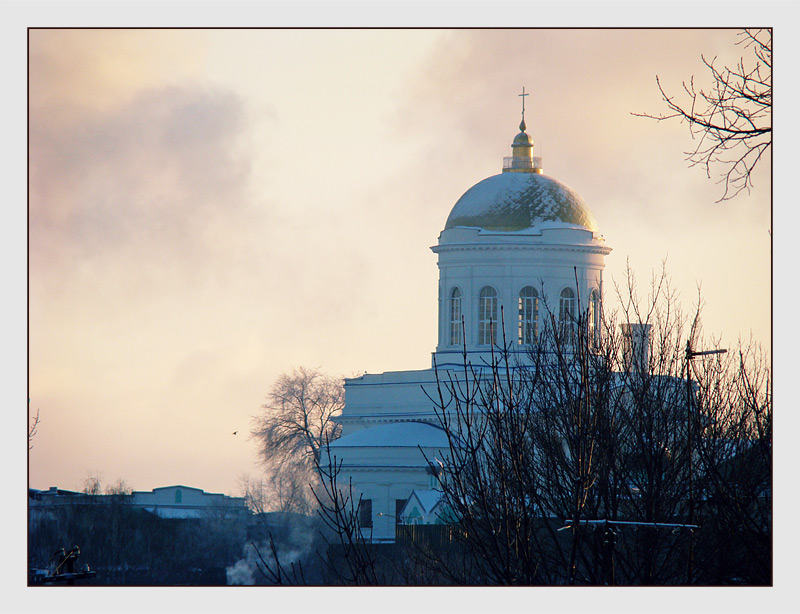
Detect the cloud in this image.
<box><xmin>28</xmin><ymin>29</ymin><xmax>204</xmax><ymax>115</ymax></box>
<box><xmin>30</xmin><ymin>84</ymin><xmax>260</xmax><ymax>286</ymax></box>
<box><xmin>26</xmin><ymin>28</ymin><xmax>772</xmax><ymax>496</ymax></box>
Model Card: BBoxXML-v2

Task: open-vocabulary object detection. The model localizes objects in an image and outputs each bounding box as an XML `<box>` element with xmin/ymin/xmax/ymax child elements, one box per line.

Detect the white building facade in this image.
<box><xmin>329</xmin><ymin>109</ymin><xmax>612</xmax><ymax>541</ymax></box>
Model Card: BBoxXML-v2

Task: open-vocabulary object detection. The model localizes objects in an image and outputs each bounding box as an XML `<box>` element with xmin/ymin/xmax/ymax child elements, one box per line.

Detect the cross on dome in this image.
<box><xmin>506</xmin><ymin>87</ymin><xmax>540</xmax><ymax>173</ymax></box>
<box><xmin>518</xmin><ymin>86</ymin><xmax>529</xmax><ymax>131</ymax></box>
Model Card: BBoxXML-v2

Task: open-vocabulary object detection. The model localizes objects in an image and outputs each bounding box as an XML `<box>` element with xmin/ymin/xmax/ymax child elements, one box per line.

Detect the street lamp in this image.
<box><xmin>685</xmin><ymin>341</ymin><xmax>727</xmax><ymax>584</ymax></box>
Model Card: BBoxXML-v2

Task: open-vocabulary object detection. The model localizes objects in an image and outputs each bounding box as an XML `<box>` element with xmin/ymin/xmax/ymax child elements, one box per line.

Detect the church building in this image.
<box><xmin>328</xmin><ymin>97</ymin><xmax>612</xmax><ymax>541</ymax></box>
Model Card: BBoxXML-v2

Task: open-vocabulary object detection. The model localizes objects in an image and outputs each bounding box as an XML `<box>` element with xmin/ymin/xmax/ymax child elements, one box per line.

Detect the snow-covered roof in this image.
<box><xmin>329</xmin><ymin>421</ymin><xmax>449</xmax><ymax>449</ymax></box>
<box><xmin>408</xmin><ymin>489</ymin><xmax>444</xmax><ymax>514</ymax></box>
<box><xmin>148</xmin><ymin>485</ymin><xmax>204</xmax><ymax>493</ymax></box>
<box><xmin>444</xmin><ymin>172</ymin><xmax>597</xmax><ymax>232</ymax></box>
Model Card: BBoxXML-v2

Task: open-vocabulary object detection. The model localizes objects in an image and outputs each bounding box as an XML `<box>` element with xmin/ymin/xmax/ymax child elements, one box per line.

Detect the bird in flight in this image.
<box><xmin>232</xmin><ymin>431</ymin><xmax>238</xmax><ymax>435</ymax></box>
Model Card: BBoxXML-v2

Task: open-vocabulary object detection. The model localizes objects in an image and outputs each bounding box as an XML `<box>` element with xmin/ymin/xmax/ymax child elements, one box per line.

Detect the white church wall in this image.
<box><xmin>339</xmin><ymin>370</ymin><xmax>442</xmax><ymax>435</ymax></box>
<box><xmin>338</xmin><ymin>466</ymin><xmax>435</xmax><ymax>541</ymax></box>
<box><xmin>328</xmin><ymin>420</ymin><xmax>450</xmax><ymax>541</ymax></box>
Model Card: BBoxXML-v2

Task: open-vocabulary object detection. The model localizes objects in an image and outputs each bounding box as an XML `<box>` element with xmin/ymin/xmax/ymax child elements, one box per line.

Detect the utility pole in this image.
<box><xmin>685</xmin><ymin>341</ymin><xmax>727</xmax><ymax>584</ymax></box>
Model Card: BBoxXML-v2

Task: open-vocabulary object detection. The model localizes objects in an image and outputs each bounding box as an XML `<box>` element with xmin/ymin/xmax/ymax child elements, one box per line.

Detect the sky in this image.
<box><xmin>5</xmin><ymin>1</ymin><xmax>799</xmax><ymax>611</ymax></box>
<box><xmin>23</xmin><ymin>26</ymin><xmax>777</xmax><ymax>498</ymax></box>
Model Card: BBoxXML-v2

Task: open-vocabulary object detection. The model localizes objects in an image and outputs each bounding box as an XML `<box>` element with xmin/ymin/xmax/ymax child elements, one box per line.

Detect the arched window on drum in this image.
<box><xmin>478</xmin><ymin>286</ymin><xmax>498</xmax><ymax>346</ymax></box>
<box><xmin>559</xmin><ymin>287</ymin><xmax>576</xmax><ymax>345</ymax></box>
<box><xmin>518</xmin><ymin>286</ymin><xmax>539</xmax><ymax>345</ymax></box>
<box><xmin>589</xmin><ymin>289</ymin><xmax>601</xmax><ymax>346</ymax></box>
<box><xmin>449</xmin><ymin>287</ymin><xmax>463</xmax><ymax>346</ymax></box>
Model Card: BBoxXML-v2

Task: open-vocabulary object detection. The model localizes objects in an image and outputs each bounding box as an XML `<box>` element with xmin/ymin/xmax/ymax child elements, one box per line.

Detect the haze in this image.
<box><xmin>28</xmin><ymin>28</ymin><xmax>771</xmax><ymax>496</ymax></box>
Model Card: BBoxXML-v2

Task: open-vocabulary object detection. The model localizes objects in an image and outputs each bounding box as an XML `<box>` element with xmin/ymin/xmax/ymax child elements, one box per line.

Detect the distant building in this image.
<box><xmin>327</xmin><ymin>101</ymin><xmax>612</xmax><ymax>541</ymax></box>
<box><xmin>130</xmin><ymin>485</ymin><xmax>247</xmax><ymax>519</ymax></box>
<box><xmin>29</xmin><ymin>484</ymin><xmax>248</xmax><ymax>519</ymax></box>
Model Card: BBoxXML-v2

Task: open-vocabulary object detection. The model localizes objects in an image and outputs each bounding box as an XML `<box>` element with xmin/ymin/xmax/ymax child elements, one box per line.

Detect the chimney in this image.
<box><xmin>621</xmin><ymin>323</ymin><xmax>651</xmax><ymax>373</ymax></box>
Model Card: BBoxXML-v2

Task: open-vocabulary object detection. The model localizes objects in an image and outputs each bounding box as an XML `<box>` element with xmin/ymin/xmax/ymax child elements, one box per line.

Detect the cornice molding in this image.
<box><xmin>337</xmin><ymin>465</ymin><xmax>431</xmax><ymax>472</ymax></box>
<box><xmin>432</xmin><ymin>242</ymin><xmax>612</xmax><ymax>256</ymax></box>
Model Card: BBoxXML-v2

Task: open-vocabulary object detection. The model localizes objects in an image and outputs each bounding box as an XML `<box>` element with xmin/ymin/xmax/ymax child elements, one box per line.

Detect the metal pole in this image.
<box><xmin>686</xmin><ymin>341</ymin><xmax>694</xmax><ymax>584</ymax></box>
<box><xmin>685</xmin><ymin>343</ymin><xmax>726</xmax><ymax>585</ymax></box>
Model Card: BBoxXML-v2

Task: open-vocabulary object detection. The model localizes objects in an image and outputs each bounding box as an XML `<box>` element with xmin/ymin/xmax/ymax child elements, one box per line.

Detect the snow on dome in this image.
<box><xmin>444</xmin><ymin>172</ymin><xmax>598</xmax><ymax>232</ymax></box>
<box><xmin>329</xmin><ymin>421</ymin><xmax>449</xmax><ymax>449</ymax></box>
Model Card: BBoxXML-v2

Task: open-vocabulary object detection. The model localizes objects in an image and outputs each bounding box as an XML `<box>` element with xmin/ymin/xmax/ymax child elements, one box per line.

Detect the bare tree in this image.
<box><xmin>635</xmin><ymin>29</ymin><xmax>771</xmax><ymax>201</ymax></box>
<box><xmin>251</xmin><ymin>367</ymin><xmax>344</xmax><ymax>513</ymax></box>
<box><xmin>309</xmin><ymin>443</ymin><xmax>385</xmax><ymax>585</ymax></box>
<box><xmin>240</xmin><ymin>441</ymin><xmax>386</xmax><ymax>585</ymax></box>
<box><xmin>423</xmin><ymin>298</ymin><xmax>634</xmax><ymax>584</ymax></box>
<box><xmin>104</xmin><ymin>478</ymin><xmax>133</xmax><ymax>496</ymax></box>
<box><xmin>244</xmin><ymin>282</ymin><xmax>769</xmax><ymax>586</ymax></box>
<box><xmin>244</xmin><ymin>470</ymin><xmax>318</xmax><ymax>516</ymax></box>
<box><xmin>421</xmin><ymin>266</ymin><xmax>770</xmax><ymax>585</ymax></box>
<box><xmin>28</xmin><ymin>408</ymin><xmax>40</xmax><ymax>450</ymax></box>
<box><xmin>690</xmin><ymin>338</ymin><xmax>772</xmax><ymax>584</ymax></box>
<box><xmin>82</xmin><ymin>473</ymin><xmax>104</xmax><ymax>496</ymax></box>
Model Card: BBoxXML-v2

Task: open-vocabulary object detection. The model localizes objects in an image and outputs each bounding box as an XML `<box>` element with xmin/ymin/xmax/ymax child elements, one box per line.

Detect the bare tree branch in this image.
<box><xmin>29</xmin><ymin>408</ymin><xmax>41</xmax><ymax>450</ymax></box>
<box><xmin>634</xmin><ymin>29</ymin><xmax>771</xmax><ymax>201</ymax></box>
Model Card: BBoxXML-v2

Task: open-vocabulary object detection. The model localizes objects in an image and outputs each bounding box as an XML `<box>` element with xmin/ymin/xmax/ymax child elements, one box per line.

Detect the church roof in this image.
<box><xmin>329</xmin><ymin>421</ymin><xmax>449</xmax><ymax>449</ymax></box>
<box><xmin>444</xmin><ymin>171</ymin><xmax>598</xmax><ymax>232</ymax></box>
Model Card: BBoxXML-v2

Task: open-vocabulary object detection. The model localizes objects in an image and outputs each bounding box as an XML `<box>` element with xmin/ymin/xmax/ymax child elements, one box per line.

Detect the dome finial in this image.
<box><xmin>504</xmin><ymin>87</ymin><xmax>541</xmax><ymax>174</ymax></box>
<box><xmin>518</xmin><ymin>86</ymin><xmax>529</xmax><ymax>131</ymax></box>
